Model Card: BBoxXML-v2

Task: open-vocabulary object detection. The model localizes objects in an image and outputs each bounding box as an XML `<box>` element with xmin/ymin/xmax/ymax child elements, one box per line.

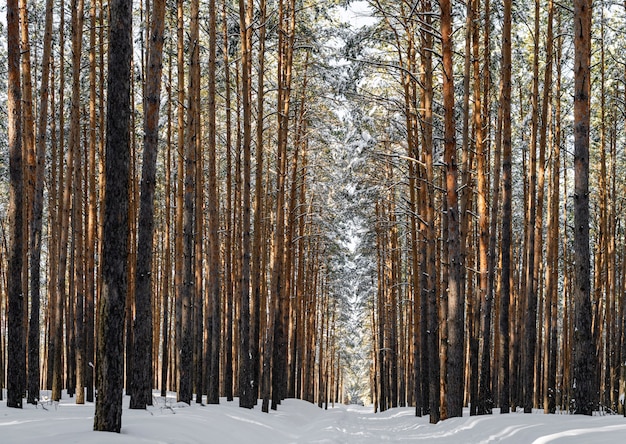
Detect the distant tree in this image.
<box><xmin>93</xmin><ymin>0</ymin><xmax>132</xmax><ymax>432</ymax></box>
<box><xmin>27</xmin><ymin>0</ymin><xmax>54</xmax><ymax>406</ymax></box>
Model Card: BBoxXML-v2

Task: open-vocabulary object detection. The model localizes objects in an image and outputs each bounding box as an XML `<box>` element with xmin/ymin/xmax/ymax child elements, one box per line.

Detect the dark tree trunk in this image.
<box><xmin>206</xmin><ymin>0</ymin><xmax>221</xmax><ymax>406</ymax></box>
<box><xmin>238</xmin><ymin>0</ymin><xmax>255</xmax><ymax>409</ymax></box>
<box><xmin>572</xmin><ymin>0</ymin><xmax>594</xmax><ymax>416</ymax></box>
<box><xmin>179</xmin><ymin>0</ymin><xmax>199</xmax><ymax>405</ymax></box>
<box><xmin>93</xmin><ymin>0</ymin><xmax>132</xmax><ymax>432</ymax></box>
<box><xmin>6</xmin><ymin>0</ymin><xmax>25</xmax><ymax>410</ymax></box>
<box><xmin>499</xmin><ymin>0</ymin><xmax>513</xmax><ymax>415</ymax></box>
<box><xmin>130</xmin><ymin>0</ymin><xmax>166</xmax><ymax>410</ymax></box>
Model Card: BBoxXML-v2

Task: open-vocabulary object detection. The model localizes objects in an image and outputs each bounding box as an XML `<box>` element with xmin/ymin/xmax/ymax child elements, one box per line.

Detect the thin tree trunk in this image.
<box><xmin>27</xmin><ymin>0</ymin><xmax>54</xmax><ymax>406</ymax></box>
<box><xmin>251</xmin><ymin>0</ymin><xmax>267</xmax><ymax>404</ymax></box>
<box><xmin>206</xmin><ymin>0</ymin><xmax>221</xmax><ymax>406</ymax></box>
<box><xmin>238</xmin><ymin>0</ymin><xmax>255</xmax><ymax>409</ymax></box>
<box><xmin>499</xmin><ymin>0</ymin><xmax>513</xmax><ymax>415</ymax></box>
<box><xmin>85</xmin><ymin>0</ymin><xmax>99</xmax><ymax>404</ymax></box>
<box><xmin>174</xmin><ymin>0</ymin><xmax>185</xmax><ymax>401</ymax></box>
<box><xmin>478</xmin><ymin>0</ymin><xmax>496</xmax><ymax>417</ymax></box>
<box><xmin>179</xmin><ymin>0</ymin><xmax>199</xmax><ymax>405</ymax></box>
<box><xmin>161</xmin><ymin>51</ymin><xmax>173</xmax><ymax>397</ymax></box>
<box><xmin>222</xmin><ymin>0</ymin><xmax>234</xmax><ymax>402</ymax></box>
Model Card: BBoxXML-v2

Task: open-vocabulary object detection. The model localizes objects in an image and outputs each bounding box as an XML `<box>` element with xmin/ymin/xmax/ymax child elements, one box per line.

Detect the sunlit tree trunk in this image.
<box><xmin>440</xmin><ymin>0</ymin><xmax>464</xmax><ymax>419</ymax></box>
<box><xmin>477</xmin><ymin>0</ymin><xmax>495</xmax><ymax>416</ymax></box>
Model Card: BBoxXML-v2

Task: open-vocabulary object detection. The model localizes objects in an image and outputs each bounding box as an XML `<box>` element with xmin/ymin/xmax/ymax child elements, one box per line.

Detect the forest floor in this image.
<box><xmin>1</xmin><ymin>391</ymin><xmax>625</xmax><ymax>443</ymax></box>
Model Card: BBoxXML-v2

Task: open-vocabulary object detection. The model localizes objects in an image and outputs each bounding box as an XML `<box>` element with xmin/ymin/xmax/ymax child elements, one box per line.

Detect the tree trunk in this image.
<box><xmin>251</xmin><ymin>0</ymin><xmax>267</xmax><ymax>404</ymax></box>
<box><xmin>93</xmin><ymin>0</ymin><xmax>132</xmax><ymax>432</ymax></box>
<box><xmin>27</xmin><ymin>0</ymin><xmax>54</xmax><ymax>406</ymax></box>
<box><xmin>130</xmin><ymin>0</ymin><xmax>166</xmax><ymax>410</ymax></box>
<box><xmin>441</xmin><ymin>0</ymin><xmax>464</xmax><ymax>419</ymax></box>
<box><xmin>85</xmin><ymin>0</ymin><xmax>100</xmax><ymax>404</ymax></box>
<box><xmin>499</xmin><ymin>0</ymin><xmax>513</xmax><ymax>415</ymax></box>
<box><xmin>238</xmin><ymin>0</ymin><xmax>255</xmax><ymax>409</ymax></box>
<box><xmin>206</xmin><ymin>0</ymin><xmax>221</xmax><ymax>406</ymax></box>
<box><xmin>6</xmin><ymin>0</ymin><xmax>25</xmax><ymax>410</ymax></box>
<box><xmin>222</xmin><ymin>0</ymin><xmax>234</xmax><ymax>402</ymax></box>
<box><xmin>572</xmin><ymin>0</ymin><xmax>594</xmax><ymax>416</ymax></box>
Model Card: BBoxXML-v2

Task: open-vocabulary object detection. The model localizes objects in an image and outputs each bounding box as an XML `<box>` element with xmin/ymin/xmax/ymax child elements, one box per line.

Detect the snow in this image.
<box><xmin>2</xmin><ymin>391</ymin><xmax>626</xmax><ymax>443</ymax></box>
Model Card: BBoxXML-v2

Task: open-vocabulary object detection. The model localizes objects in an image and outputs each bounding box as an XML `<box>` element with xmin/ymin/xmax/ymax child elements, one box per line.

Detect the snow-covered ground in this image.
<box><xmin>1</xmin><ymin>391</ymin><xmax>626</xmax><ymax>443</ymax></box>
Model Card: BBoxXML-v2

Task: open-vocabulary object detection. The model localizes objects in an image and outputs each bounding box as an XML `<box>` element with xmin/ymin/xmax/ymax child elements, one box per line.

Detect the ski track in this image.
<box><xmin>1</xmin><ymin>393</ymin><xmax>625</xmax><ymax>443</ymax></box>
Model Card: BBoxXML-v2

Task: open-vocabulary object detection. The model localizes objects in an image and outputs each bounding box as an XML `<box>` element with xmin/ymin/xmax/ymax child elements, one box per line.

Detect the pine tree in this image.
<box><xmin>93</xmin><ymin>0</ymin><xmax>133</xmax><ymax>432</ymax></box>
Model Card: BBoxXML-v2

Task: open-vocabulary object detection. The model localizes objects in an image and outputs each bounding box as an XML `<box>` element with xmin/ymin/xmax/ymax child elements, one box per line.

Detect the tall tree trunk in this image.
<box><xmin>251</xmin><ymin>0</ymin><xmax>267</xmax><ymax>403</ymax></box>
<box><xmin>222</xmin><ymin>0</ymin><xmax>234</xmax><ymax>402</ymax></box>
<box><xmin>27</xmin><ymin>0</ymin><xmax>54</xmax><ymax>406</ymax></box>
<box><xmin>161</xmin><ymin>52</ymin><xmax>174</xmax><ymax>397</ymax></box>
<box><xmin>478</xmin><ymin>0</ymin><xmax>495</xmax><ymax>416</ymax></box>
<box><xmin>6</xmin><ymin>0</ymin><xmax>25</xmax><ymax>410</ymax></box>
<box><xmin>174</xmin><ymin>0</ymin><xmax>185</xmax><ymax>401</ymax></box>
<box><xmin>130</xmin><ymin>0</ymin><xmax>166</xmax><ymax>409</ymax></box>
<box><xmin>18</xmin><ymin>0</ymin><xmax>34</xmax><ymax>405</ymax></box>
<box><xmin>522</xmin><ymin>0</ymin><xmax>542</xmax><ymax>414</ymax></box>
<box><xmin>52</xmin><ymin>0</ymin><xmax>71</xmax><ymax>402</ymax></box>
<box><xmin>572</xmin><ymin>0</ymin><xmax>594</xmax><ymax>416</ymax></box>
<box><xmin>268</xmin><ymin>0</ymin><xmax>296</xmax><ymax>412</ymax></box>
<box><xmin>541</xmin><ymin>0</ymin><xmax>556</xmax><ymax>414</ymax></box>
<box><xmin>179</xmin><ymin>0</ymin><xmax>199</xmax><ymax>405</ymax></box>
<box><xmin>93</xmin><ymin>0</ymin><xmax>132</xmax><ymax>432</ymax></box>
<box><xmin>441</xmin><ymin>0</ymin><xmax>464</xmax><ymax>419</ymax></box>
<box><xmin>206</xmin><ymin>0</ymin><xmax>221</xmax><ymax>406</ymax></box>
<box><xmin>238</xmin><ymin>0</ymin><xmax>255</xmax><ymax>409</ymax></box>
<box><xmin>85</xmin><ymin>0</ymin><xmax>99</xmax><ymax>404</ymax></box>
<box><xmin>499</xmin><ymin>0</ymin><xmax>513</xmax><ymax>415</ymax></box>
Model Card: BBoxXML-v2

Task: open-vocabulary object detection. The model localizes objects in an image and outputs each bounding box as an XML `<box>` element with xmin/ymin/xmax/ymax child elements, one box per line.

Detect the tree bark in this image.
<box><xmin>238</xmin><ymin>0</ymin><xmax>255</xmax><ymax>409</ymax></box>
<box><xmin>206</xmin><ymin>0</ymin><xmax>221</xmax><ymax>406</ymax></box>
<box><xmin>27</xmin><ymin>0</ymin><xmax>54</xmax><ymax>406</ymax></box>
<box><xmin>6</xmin><ymin>0</ymin><xmax>25</xmax><ymax>410</ymax></box>
<box><xmin>499</xmin><ymin>0</ymin><xmax>513</xmax><ymax>415</ymax></box>
<box><xmin>441</xmin><ymin>0</ymin><xmax>464</xmax><ymax>419</ymax></box>
<box><xmin>130</xmin><ymin>0</ymin><xmax>166</xmax><ymax>410</ymax></box>
<box><xmin>572</xmin><ymin>0</ymin><xmax>594</xmax><ymax>416</ymax></box>
<box><xmin>93</xmin><ymin>0</ymin><xmax>132</xmax><ymax>432</ymax></box>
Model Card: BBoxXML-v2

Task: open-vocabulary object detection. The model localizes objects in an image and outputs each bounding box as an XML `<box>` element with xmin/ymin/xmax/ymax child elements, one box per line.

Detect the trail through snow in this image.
<box><xmin>1</xmin><ymin>392</ymin><xmax>625</xmax><ymax>443</ymax></box>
